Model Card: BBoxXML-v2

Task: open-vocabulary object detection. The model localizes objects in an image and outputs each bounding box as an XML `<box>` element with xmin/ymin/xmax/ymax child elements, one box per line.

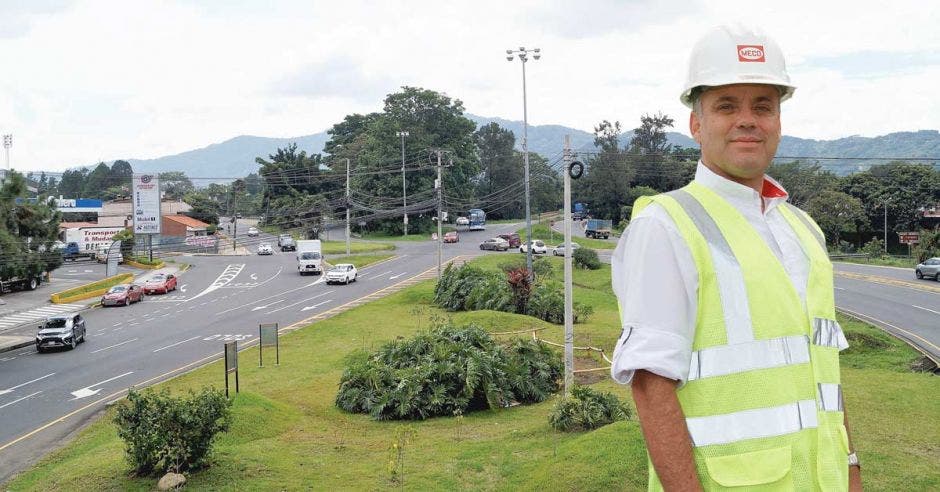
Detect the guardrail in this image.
<box><xmin>828</xmin><ymin>253</ymin><xmax>871</xmax><ymax>260</ymax></box>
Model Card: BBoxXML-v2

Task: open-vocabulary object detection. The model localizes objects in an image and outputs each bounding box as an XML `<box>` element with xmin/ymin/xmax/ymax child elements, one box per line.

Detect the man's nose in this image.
<box><xmin>735</xmin><ymin>108</ymin><xmax>758</xmax><ymax>128</ymax></box>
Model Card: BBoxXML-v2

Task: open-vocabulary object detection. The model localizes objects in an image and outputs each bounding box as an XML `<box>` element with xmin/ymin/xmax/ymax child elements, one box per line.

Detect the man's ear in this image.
<box><xmin>690</xmin><ymin>111</ymin><xmax>702</xmax><ymax>145</ymax></box>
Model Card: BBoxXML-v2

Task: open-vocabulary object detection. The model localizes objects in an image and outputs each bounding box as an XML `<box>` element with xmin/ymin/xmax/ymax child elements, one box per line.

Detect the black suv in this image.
<box><xmin>37</xmin><ymin>314</ymin><xmax>87</xmax><ymax>352</ymax></box>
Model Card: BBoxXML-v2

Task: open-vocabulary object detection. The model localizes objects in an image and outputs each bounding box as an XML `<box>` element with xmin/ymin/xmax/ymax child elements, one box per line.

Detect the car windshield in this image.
<box><xmin>109</xmin><ymin>286</ymin><xmax>127</xmax><ymax>293</ymax></box>
<box><xmin>149</xmin><ymin>275</ymin><xmax>166</xmax><ymax>282</ymax></box>
<box><xmin>535</xmin><ymin>241</ymin><xmax>544</xmax><ymax>246</ymax></box>
<box><xmin>44</xmin><ymin>318</ymin><xmax>67</xmax><ymax>328</ymax></box>
<box><xmin>301</xmin><ymin>252</ymin><xmax>321</xmax><ymax>260</ymax></box>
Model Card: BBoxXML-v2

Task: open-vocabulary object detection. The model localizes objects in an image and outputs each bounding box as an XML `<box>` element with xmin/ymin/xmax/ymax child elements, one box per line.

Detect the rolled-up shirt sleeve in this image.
<box><xmin>610</xmin><ymin>205</ymin><xmax>698</xmax><ymax>386</ymax></box>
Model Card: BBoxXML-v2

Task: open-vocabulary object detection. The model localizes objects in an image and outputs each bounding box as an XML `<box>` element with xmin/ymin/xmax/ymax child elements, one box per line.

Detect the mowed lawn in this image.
<box><xmin>6</xmin><ymin>256</ymin><xmax>938</xmax><ymax>490</ymax></box>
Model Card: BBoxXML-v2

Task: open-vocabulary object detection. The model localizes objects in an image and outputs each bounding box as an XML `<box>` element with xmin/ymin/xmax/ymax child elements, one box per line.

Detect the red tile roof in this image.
<box><xmin>162</xmin><ymin>215</ymin><xmax>209</xmax><ymax>228</ymax></box>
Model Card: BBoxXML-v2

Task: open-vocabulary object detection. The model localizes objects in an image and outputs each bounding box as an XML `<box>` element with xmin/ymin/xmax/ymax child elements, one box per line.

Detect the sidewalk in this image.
<box><xmin>0</xmin><ymin>264</ymin><xmax>182</xmax><ymax>353</ymax></box>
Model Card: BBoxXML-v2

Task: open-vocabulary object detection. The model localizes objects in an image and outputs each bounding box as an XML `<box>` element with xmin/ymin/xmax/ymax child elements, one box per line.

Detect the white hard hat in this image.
<box><xmin>680</xmin><ymin>25</ymin><xmax>796</xmax><ymax>108</ymax></box>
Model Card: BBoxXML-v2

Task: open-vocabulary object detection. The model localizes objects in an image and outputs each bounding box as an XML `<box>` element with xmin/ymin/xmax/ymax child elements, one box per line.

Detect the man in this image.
<box><xmin>611</xmin><ymin>25</ymin><xmax>862</xmax><ymax>491</ymax></box>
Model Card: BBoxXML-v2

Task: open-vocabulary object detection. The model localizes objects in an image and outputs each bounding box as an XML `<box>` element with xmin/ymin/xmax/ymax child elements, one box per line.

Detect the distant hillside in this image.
<box><xmin>91</xmin><ymin>117</ymin><xmax>938</xmax><ymax>181</ymax></box>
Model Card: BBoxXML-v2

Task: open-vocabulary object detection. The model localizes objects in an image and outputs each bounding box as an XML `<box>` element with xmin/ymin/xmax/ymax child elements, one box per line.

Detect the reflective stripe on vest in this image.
<box><xmin>668</xmin><ymin>189</ymin><xmax>755</xmax><ymax>345</ymax></box>
<box><xmin>813</xmin><ymin>318</ymin><xmax>849</xmax><ymax>350</ymax></box>
<box><xmin>687</xmin><ymin>399</ymin><xmax>819</xmax><ymax>447</ymax></box>
<box><xmin>688</xmin><ymin>335</ymin><xmax>810</xmax><ymax>381</ymax></box>
<box><xmin>818</xmin><ymin>383</ymin><xmax>844</xmax><ymax>412</ymax></box>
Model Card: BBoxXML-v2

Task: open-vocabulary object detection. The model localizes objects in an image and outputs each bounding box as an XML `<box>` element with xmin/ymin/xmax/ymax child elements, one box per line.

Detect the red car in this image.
<box><xmin>144</xmin><ymin>273</ymin><xmax>178</xmax><ymax>295</ymax></box>
<box><xmin>101</xmin><ymin>284</ymin><xmax>144</xmax><ymax>306</ymax></box>
<box><xmin>498</xmin><ymin>233</ymin><xmax>521</xmax><ymax>248</ymax></box>
<box><xmin>443</xmin><ymin>231</ymin><xmax>459</xmax><ymax>243</ymax></box>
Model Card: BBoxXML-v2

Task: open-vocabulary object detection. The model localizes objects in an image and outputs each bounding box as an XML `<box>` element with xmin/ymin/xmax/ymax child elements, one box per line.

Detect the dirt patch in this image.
<box><xmin>910</xmin><ymin>356</ymin><xmax>939</xmax><ymax>373</ymax></box>
<box><xmin>844</xmin><ymin>331</ymin><xmax>890</xmax><ymax>350</ymax></box>
<box><xmin>573</xmin><ymin>355</ymin><xmax>608</xmax><ymax>385</ymax></box>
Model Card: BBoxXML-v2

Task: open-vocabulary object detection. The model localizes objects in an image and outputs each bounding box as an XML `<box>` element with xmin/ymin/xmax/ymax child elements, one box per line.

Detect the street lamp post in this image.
<box><xmin>2</xmin><ymin>134</ymin><xmax>12</xmax><ymax>178</ymax></box>
<box><xmin>506</xmin><ymin>47</ymin><xmax>540</xmax><ymax>282</ymax></box>
<box><xmin>396</xmin><ymin>131</ymin><xmax>410</xmax><ymax>235</ymax></box>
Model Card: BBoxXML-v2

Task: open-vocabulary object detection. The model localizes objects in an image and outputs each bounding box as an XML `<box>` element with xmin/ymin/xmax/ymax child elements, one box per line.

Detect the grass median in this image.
<box><xmin>50</xmin><ymin>273</ymin><xmax>134</xmax><ymax>304</ymax></box>
<box><xmin>10</xmin><ymin>257</ymin><xmax>938</xmax><ymax>490</ymax></box>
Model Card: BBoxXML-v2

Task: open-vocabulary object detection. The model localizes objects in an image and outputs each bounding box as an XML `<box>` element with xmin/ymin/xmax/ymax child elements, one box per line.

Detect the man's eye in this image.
<box><xmin>717</xmin><ymin>104</ymin><xmax>734</xmax><ymax>111</ymax></box>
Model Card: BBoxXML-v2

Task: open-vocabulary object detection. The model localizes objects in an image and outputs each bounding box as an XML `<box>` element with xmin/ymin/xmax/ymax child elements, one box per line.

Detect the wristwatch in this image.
<box><xmin>847</xmin><ymin>452</ymin><xmax>860</xmax><ymax>468</ymax></box>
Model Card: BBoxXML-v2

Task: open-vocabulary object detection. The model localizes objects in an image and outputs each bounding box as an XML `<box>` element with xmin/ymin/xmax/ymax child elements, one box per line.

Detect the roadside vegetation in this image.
<box><xmin>518</xmin><ymin>223</ymin><xmax>615</xmax><ymax>250</ymax></box>
<box><xmin>7</xmin><ymin>256</ymin><xmax>938</xmax><ymax>491</ymax></box>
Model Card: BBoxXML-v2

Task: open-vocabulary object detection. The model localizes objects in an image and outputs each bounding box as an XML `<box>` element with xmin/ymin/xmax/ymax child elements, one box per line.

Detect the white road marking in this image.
<box><xmin>371</xmin><ymin>271</ymin><xmax>392</xmax><ymax>278</ymax></box>
<box><xmin>251</xmin><ymin>300</ymin><xmax>285</xmax><ymax>311</ymax></box>
<box><xmin>0</xmin><ymin>373</ymin><xmax>55</xmax><ymax>396</ymax></box>
<box><xmin>153</xmin><ymin>336</ymin><xmax>201</xmax><ymax>353</ymax></box>
<box><xmin>267</xmin><ymin>292</ymin><xmax>331</xmax><ymax>314</ymax></box>
<box><xmin>203</xmin><ymin>334</ymin><xmax>221</xmax><ymax>341</ymax></box>
<box><xmin>834</xmin><ymin>287</ymin><xmax>845</xmax><ymax>291</ymax></box>
<box><xmin>912</xmin><ymin>305</ymin><xmax>940</xmax><ymax>315</ymax></box>
<box><xmin>300</xmin><ymin>299</ymin><xmax>333</xmax><ymax>312</ymax></box>
<box><xmin>0</xmin><ymin>391</ymin><xmax>42</xmax><ymax>409</ymax></box>
<box><xmin>215</xmin><ymin>275</ymin><xmax>321</xmax><ymax>315</ymax></box>
<box><xmin>250</xmin><ymin>273</ymin><xmax>258</xmax><ymax>280</ymax></box>
<box><xmin>389</xmin><ymin>272</ymin><xmax>406</xmax><ymax>280</ymax></box>
<box><xmin>179</xmin><ymin>284</ymin><xmax>187</xmax><ymax>293</ymax></box>
<box><xmin>83</xmin><ymin>270</ymin><xmax>93</xmax><ymax>273</ymax></box>
<box><xmin>90</xmin><ymin>338</ymin><xmax>139</xmax><ymax>354</ymax></box>
<box><xmin>186</xmin><ymin>263</ymin><xmax>246</xmax><ymax>302</ymax></box>
<box><xmin>70</xmin><ymin>372</ymin><xmax>133</xmax><ymax>399</ymax></box>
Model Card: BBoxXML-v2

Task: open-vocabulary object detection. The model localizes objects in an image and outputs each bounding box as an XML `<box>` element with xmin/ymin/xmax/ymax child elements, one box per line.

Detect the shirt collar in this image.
<box><xmin>693</xmin><ymin>161</ymin><xmax>789</xmax><ymax>214</ymax></box>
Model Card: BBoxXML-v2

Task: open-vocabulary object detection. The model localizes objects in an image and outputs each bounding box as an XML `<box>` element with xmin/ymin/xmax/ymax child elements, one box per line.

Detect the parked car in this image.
<box><xmin>325</xmin><ymin>264</ymin><xmax>358</xmax><ymax>285</ymax></box>
<box><xmin>101</xmin><ymin>284</ymin><xmax>144</xmax><ymax>306</ymax></box>
<box><xmin>479</xmin><ymin>237</ymin><xmax>510</xmax><ymax>251</ymax></box>
<box><xmin>443</xmin><ymin>231</ymin><xmax>459</xmax><ymax>243</ymax></box>
<box><xmin>498</xmin><ymin>233</ymin><xmax>522</xmax><ymax>248</ymax></box>
<box><xmin>246</xmin><ymin>227</ymin><xmax>260</xmax><ymax>237</ymax></box>
<box><xmin>95</xmin><ymin>248</ymin><xmax>123</xmax><ymax>264</ymax></box>
<box><xmin>915</xmin><ymin>257</ymin><xmax>940</xmax><ymax>280</ymax></box>
<box><xmin>257</xmin><ymin>243</ymin><xmax>273</xmax><ymax>255</ymax></box>
<box><xmin>144</xmin><ymin>273</ymin><xmax>178</xmax><ymax>294</ymax></box>
<box><xmin>552</xmin><ymin>242</ymin><xmax>581</xmax><ymax>256</ymax></box>
<box><xmin>36</xmin><ymin>314</ymin><xmax>86</xmax><ymax>352</ymax></box>
<box><xmin>520</xmin><ymin>240</ymin><xmax>548</xmax><ymax>254</ymax></box>
<box><xmin>456</xmin><ymin>216</ymin><xmax>470</xmax><ymax>226</ymax></box>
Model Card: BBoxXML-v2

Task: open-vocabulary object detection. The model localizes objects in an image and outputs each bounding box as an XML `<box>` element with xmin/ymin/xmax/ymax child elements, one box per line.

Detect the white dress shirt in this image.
<box><xmin>610</xmin><ymin>162</ymin><xmax>816</xmax><ymax>386</ymax></box>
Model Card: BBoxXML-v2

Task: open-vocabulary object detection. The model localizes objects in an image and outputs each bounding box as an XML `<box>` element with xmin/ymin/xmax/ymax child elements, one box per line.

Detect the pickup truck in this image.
<box><xmin>61</xmin><ymin>242</ymin><xmax>96</xmax><ymax>262</ymax></box>
<box><xmin>0</xmin><ymin>274</ymin><xmax>43</xmax><ymax>294</ymax></box>
<box><xmin>584</xmin><ymin>219</ymin><xmax>612</xmax><ymax>239</ymax></box>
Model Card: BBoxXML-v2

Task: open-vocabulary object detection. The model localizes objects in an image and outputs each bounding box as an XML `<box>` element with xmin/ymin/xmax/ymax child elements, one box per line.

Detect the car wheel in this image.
<box><xmin>79</xmin><ymin>329</ymin><xmax>86</xmax><ymax>343</ymax></box>
<box><xmin>125</xmin><ymin>297</ymin><xmax>130</xmax><ymax>306</ymax></box>
<box><xmin>345</xmin><ymin>276</ymin><xmax>350</xmax><ymax>285</ymax></box>
<box><xmin>70</xmin><ymin>331</ymin><xmax>77</xmax><ymax>350</ymax></box>
<box><xmin>36</xmin><ymin>345</ymin><xmax>44</xmax><ymax>353</ymax></box>
<box><xmin>916</xmin><ymin>270</ymin><xmax>924</xmax><ymax>279</ymax></box>
<box><xmin>480</xmin><ymin>245</ymin><xmax>485</xmax><ymax>250</ymax></box>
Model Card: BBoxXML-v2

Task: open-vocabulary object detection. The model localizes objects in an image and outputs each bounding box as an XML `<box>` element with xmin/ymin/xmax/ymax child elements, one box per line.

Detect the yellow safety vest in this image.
<box><xmin>633</xmin><ymin>181</ymin><xmax>850</xmax><ymax>491</ymax></box>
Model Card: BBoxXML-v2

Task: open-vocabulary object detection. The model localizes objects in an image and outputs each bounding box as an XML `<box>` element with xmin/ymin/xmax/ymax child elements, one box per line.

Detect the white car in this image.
<box><xmin>246</xmin><ymin>227</ymin><xmax>260</xmax><ymax>237</ymax></box>
<box><xmin>520</xmin><ymin>240</ymin><xmax>548</xmax><ymax>254</ymax></box>
<box><xmin>552</xmin><ymin>242</ymin><xmax>581</xmax><ymax>256</ymax></box>
<box><xmin>456</xmin><ymin>216</ymin><xmax>470</xmax><ymax>226</ymax></box>
<box><xmin>257</xmin><ymin>243</ymin><xmax>273</xmax><ymax>255</ymax></box>
<box><xmin>325</xmin><ymin>263</ymin><xmax>358</xmax><ymax>285</ymax></box>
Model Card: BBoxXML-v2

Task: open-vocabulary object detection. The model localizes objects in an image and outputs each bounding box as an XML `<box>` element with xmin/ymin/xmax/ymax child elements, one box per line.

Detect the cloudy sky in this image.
<box><xmin>2</xmin><ymin>0</ymin><xmax>939</xmax><ymax>172</ymax></box>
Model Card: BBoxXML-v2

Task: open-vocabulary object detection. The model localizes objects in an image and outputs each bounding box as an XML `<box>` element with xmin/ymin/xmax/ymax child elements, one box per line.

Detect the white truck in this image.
<box><xmin>296</xmin><ymin>239</ymin><xmax>323</xmax><ymax>276</ymax></box>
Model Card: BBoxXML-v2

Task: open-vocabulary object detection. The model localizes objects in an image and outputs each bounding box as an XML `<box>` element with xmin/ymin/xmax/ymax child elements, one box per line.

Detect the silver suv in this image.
<box><xmin>915</xmin><ymin>257</ymin><xmax>940</xmax><ymax>280</ymax></box>
<box><xmin>37</xmin><ymin>314</ymin><xmax>87</xmax><ymax>352</ymax></box>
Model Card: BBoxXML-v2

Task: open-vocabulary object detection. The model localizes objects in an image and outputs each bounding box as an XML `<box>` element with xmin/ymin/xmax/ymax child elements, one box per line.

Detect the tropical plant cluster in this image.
<box><xmin>573</xmin><ymin>247</ymin><xmax>602</xmax><ymax>270</ymax></box>
<box><xmin>113</xmin><ymin>387</ymin><xmax>232</xmax><ymax>476</ymax></box>
<box><xmin>335</xmin><ymin>323</ymin><xmax>563</xmax><ymax>420</ymax></box>
<box><xmin>434</xmin><ymin>262</ymin><xmax>593</xmax><ymax>323</ymax></box>
<box><xmin>548</xmin><ymin>385</ymin><xmax>633</xmax><ymax>432</ymax></box>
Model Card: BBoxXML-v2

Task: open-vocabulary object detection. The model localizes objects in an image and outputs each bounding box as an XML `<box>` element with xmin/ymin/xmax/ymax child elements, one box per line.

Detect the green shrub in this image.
<box><xmin>526</xmin><ymin>283</ymin><xmax>593</xmax><ymax>324</ymax></box>
<box><xmin>335</xmin><ymin>323</ymin><xmax>562</xmax><ymax>420</ymax></box>
<box><xmin>573</xmin><ymin>248</ymin><xmax>602</xmax><ymax>270</ymax></box>
<box><xmin>549</xmin><ymin>385</ymin><xmax>632</xmax><ymax>432</ymax></box>
<box><xmin>113</xmin><ymin>387</ymin><xmax>231</xmax><ymax>476</ymax></box>
<box><xmin>861</xmin><ymin>237</ymin><xmax>885</xmax><ymax>259</ymax></box>
<box><xmin>498</xmin><ymin>256</ymin><xmax>554</xmax><ymax>280</ymax></box>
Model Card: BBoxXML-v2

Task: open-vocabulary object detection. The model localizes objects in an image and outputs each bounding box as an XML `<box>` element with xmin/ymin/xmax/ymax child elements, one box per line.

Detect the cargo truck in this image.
<box><xmin>584</xmin><ymin>219</ymin><xmax>612</xmax><ymax>239</ymax></box>
<box><xmin>296</xmin><ymin>239</ymin><xmax>323</xmax><ymax>275</ymax></box>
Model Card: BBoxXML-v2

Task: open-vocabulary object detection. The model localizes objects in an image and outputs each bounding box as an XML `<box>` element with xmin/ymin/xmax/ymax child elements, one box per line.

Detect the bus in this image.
<box><xmin>468</xmin><ymin>209</ymin><xmax>486</xmax><ymax>231</ymax></box>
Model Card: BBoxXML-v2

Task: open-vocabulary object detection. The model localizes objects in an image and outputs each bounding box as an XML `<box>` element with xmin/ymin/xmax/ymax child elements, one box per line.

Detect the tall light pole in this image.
<box><xmin>506</xmin><ymin>46</ymin><xmax>540</xmax><ymax>281</ymax></box>
<box><xmin>396</xmin><ymin>131</ymin><xmax>410</xmax><ymax>235</ymax></box>
<box><xmin>2</xmin><ymin>134</ymin><xmax>12</xmax><ymax>176</ymax></box>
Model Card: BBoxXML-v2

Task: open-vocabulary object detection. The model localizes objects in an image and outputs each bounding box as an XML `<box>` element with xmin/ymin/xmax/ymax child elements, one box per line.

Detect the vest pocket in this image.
<box><xmin>704</xmin><ymin>446</ymin><xmax>794</xmax><ymax>490</ymax></box>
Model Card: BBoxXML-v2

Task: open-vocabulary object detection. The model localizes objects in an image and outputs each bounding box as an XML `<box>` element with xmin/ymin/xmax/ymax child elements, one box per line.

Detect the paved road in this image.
<box><xmin>0</xmin><ymin>222</ymin><xmax>522</xmax><ymax>483</ymax></box>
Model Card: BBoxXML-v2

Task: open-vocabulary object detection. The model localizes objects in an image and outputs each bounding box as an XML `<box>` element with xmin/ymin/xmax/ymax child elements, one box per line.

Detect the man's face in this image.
<box><xmin>690</xmin><ymin>84</ymin><xmax>781</xmax><ymax>184</ymax></box>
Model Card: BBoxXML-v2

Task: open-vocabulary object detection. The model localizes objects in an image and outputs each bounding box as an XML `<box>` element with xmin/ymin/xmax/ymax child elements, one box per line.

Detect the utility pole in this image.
<box><xmin>506</xmin><ymin>47</ymin><xmax>540</xmax><ymax>282</ymax></box>
<box><xmin>231</xmin><ymin>190</ymin><xmax>237</xmax><ymax>252</ymax></box>
<box><xmin>563</xmin><ymin>135</ymin><xmax>574</xmax><ymax>397</ymax></box>
<box><xmin>397</xmin><ymin>131</ymin><xmax>409</xmax><ymax>235</ymax></box>
<box><xmin>346</xmin><ymin>158</ymin><xmax>351</xmax><ymax>256</ymax></box>
<box><xmin>2</xmin><ymin>134</ymin><xmax>11</xmax><ymax>174</ymax></box>
<box><xmin>883</xmin><ymin>199</ymin><xmax>888</xmax><ymax>254</ymax></box>
<box><xmin>436</xmin><ymin>151</ymin><xmax>443</xmax><ymax>278</ymax></box>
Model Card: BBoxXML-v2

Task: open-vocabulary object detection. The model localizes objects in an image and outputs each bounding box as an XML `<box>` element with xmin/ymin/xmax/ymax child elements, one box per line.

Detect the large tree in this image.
<box><xmin>0</xmin><ymin>171</ymin><xmax>62</xmax><ymax>281</ymax></box>
<box><xmin>805</xmin><ymin>190</ymin><xmax>865</xmax><ymax>248</ymax></box>
<box><xmin>841</xmin><ymin>162</ymin><xmax>940</xmax><ymax>239</ymax></box>
<box><xmin>574</xmin><ymin>120</ymin><xmax>633</xmax><ymax>223</ymax></box>
<box><xmin>57</xmin><ymin>168</ymin><xmax>87</xmax><ymax>198</ymax></box>
<box><xmin>159</xmin><ymin>171</ymin><xmax>195</xmax><ymax>200</ymax></box>
<box><xmin>767</xmin><ymin>161</ymin><xmax>838</xmax><ymax>208</ymax></box>
<box><xmin>83</xmin><ymin>162</ymin><xmax>112</xmax><ymax>198</ymax></box>
<box><xmin>473</xmin><ymin>123</ymin><xmax>523</xmax><ymax>218</ymax></box>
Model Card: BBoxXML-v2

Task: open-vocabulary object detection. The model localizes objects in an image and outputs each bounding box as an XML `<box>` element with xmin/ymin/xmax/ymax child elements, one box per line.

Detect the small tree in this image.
<box><xmin>861</xmin><ymin>237</ymin><xmax>885</xmax><ymax>259</ymax></box>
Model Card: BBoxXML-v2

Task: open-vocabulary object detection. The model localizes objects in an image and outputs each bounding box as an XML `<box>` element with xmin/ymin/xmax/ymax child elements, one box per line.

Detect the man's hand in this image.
<box><xmin>631</xmin><ymin>370</ymin><xmax>702</xmax><ymax>491</ymax></box>
<box><xmin>849</xmin><ymin>466</ymin><xmax>862</xmax><ymax>491</ymax></box>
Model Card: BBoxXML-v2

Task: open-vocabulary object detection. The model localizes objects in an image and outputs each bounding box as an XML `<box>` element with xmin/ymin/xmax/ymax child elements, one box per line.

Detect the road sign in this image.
<box><xmin>898</xmin><ymin>232</ymin><xmax>920</xmax><ymax>245</ymax></box>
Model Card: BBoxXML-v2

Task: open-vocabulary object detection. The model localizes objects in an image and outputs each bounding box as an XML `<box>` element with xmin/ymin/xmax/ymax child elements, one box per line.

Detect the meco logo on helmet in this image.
<box><xmin>737</xmin><ymin>45</ymin><xmax>765</xmax><ymax>62</ymax></box>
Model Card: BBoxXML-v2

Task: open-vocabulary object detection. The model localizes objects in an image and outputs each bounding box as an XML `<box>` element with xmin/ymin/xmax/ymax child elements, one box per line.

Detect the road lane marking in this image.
<box><xmin>833</xmin><ymin>287</ymin><xmax>845</xmax><ymax>291</ymax></box>
<box><xmin>0</xmin><ymin>373</ymin><xmax>55</xmax><ymax>396</ymax></box>
<box><xmin>389</xmin><ymin>272</ymin><xmax>406</xmax><ymax>280</ymax></box>
<box><xmin>835</xmin><ymin>271</ymin><xmax>940</xmax><ymax>293</ymax></box>
<box><xmin>266</xmin><ymin>292</ymin><xmax>331</xmax><ymax>314</ymax></box>
<box><xmin>912</xmin><ymin>305</ymin><xmax>940</xmax><ymax>315</ymax></box>
<box><xmin>0</xmin><ymin>391</ymin><xmax>42</xmax><ymax>409</ymax></box>
<box><xmin>300</xmin><ymin>299</ymin><xmax>333</xmax><ymax>312</ymax></box>
<box><xmin>153</xmin><ymin>336</ymin><xmax>201</xmax><ymax>353</ymax></box>
<box><xmin>90</xmin><ymin>338</ymin><xmax>139</xmax><ymax>354</ymax></box>
<box><xmin>179</xmin><ymin>284</ymin><xmax>187</xmax><ymax>293</ymax></box>
<box><xmin>186</xmin><ymin>263</ymin><xmax>246</xmax><ymax>302</ymax></box>
<box><xmin>70</xmin><ymin>372</ymin><xmax>134</xmax><ymax>399</ymax></box>
<box><xmin>251</xmin><ymin>300</ymin><xmax>285</xmax><ymax>311</ymax></box>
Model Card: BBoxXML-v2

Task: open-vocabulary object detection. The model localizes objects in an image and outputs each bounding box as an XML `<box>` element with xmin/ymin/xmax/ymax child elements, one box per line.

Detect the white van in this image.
<box><xmin>296</xmin><ymin>240</ymin><xmax>323</xmax><ymax>275</ymax></box>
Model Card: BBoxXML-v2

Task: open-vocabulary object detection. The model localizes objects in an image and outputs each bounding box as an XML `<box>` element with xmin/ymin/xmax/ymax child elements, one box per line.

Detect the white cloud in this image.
<box><xmin>0</xmin><ymin>0</ymin><xmax>938</xmax><ymax>172</ymax></box>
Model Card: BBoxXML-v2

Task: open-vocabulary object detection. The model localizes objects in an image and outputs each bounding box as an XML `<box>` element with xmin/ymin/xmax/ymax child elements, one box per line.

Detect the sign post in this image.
<box><xmin>132</xmin><ymin>174</ymin><xmax>161</xmax><ymax>262</ymax></box>
<box><xmin>259</xmin><ymin>323</ymin><xmax>279</xmax><ymax>366</ymax></box>
<box><xmin>898</xmin><ymin>231</ymin><xmax>920</xmax><ymax>257</ymax></box>
<box><xmin>224</xmin><ymin>341</ymin><xmax>239</xmax><ymax>398</ymax></box>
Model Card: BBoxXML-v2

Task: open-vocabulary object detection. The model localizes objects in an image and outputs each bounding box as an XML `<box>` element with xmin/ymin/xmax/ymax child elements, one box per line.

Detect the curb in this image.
<box><xmin>0</xmin><ymin>339</ymin><xmax>34</xmax><ymax>354</ymax></box>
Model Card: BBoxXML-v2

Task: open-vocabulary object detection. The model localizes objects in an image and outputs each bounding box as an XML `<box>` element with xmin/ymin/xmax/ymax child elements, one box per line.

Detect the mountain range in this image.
<box><xmin>116</xmin><ymin>114</ymin><xmax>940</xmax><ymax>180</ymax></box>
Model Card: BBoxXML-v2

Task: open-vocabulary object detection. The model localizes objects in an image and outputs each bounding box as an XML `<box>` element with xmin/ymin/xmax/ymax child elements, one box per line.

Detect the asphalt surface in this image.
<box><xmin>0</xmin><ymin>222</ymin><xmax>523</xmax><ymax>484</ymax></box>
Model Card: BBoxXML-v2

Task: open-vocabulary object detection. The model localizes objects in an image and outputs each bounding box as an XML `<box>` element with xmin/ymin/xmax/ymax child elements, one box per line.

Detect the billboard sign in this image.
<box><xmin>53</xmin><ymin>198</ymin><xmax>103</xmax><ymax>213</ymax></box>
<box><xmin>132</xmin><ymin>174</ymin><xmax>161</xmax><ymax>234</ymax></box>
<box><xmin>898</xmin><ymin>232</ymin><xmax>920</xmax><ymax>245</ymax></box>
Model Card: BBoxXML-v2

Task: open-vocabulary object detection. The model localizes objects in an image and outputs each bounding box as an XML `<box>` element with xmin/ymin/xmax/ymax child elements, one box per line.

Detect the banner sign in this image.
<box><xmin>184</xmin><ymin>235</ymin><xmax>217</xmax><ymax>248</ymax></box>
<box><xmin>53</xmin><ymin>198</ymin><xmax>103</xmax><ymax>213</ymax></box>
<box><xmin>898</xmin><ymin>232</ymin><xmax>920</xmax><ymax>245</ymax></box>
<box><xmin>132</xmin><ymin>174</ymin><xmax>161</xmax><ymax>234</ymax></box>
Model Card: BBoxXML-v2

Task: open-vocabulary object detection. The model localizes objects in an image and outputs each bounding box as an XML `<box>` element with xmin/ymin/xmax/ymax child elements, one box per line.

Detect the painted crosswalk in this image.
<box><xmin>0</xmin><ymin>303</ymin><xmax>87</xmax><ymax>331</ymax></box>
